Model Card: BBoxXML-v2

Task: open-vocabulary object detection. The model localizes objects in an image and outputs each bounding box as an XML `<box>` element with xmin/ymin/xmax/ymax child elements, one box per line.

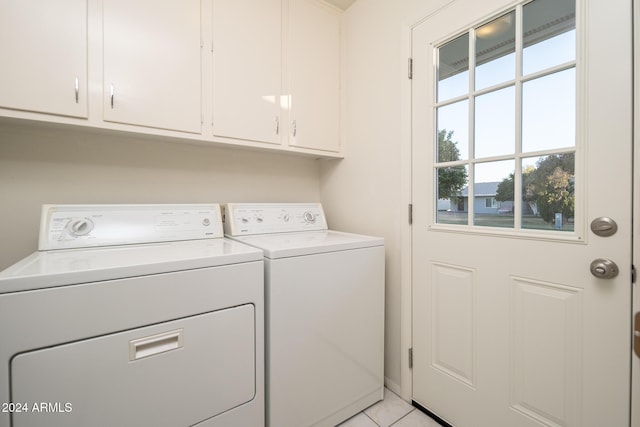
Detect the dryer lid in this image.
<box><xmin>0</xmin><ymin>204</ymin><xmax>263</xmax><ymax>293</ymax></box>
<box><xmin>0</xmin><ymin>238</ymin><xmax>262</xmax><ymax>293</ymax></box>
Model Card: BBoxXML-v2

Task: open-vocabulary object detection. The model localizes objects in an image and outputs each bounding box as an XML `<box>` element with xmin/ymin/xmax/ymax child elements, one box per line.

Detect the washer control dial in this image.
<box><xmin>224</xmin><ymin>203</ymin><xmax>328</xmax><ymax>235</ymax></box>
<box><xmin>303</xmin><ymin>211</ymin><xmax>316</xmax><ymax>223</ymax></box>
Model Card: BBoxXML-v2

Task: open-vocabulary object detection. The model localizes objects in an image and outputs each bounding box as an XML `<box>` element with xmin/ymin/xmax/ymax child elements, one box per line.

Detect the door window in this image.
<box><xmin>434</xmin><ymin>0</ymin><xmax>576</xmax><ymax>232</ymax></box>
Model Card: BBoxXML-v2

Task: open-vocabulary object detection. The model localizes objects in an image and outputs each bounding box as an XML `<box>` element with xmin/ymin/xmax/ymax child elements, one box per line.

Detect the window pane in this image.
<box><xmin>438</xmin><ymin>34</ymin><xmax>469</xmax><ymax>101</ymax></box>
<box><xmin>474</xmin><ymin>86</ymin><xmax>515</xmax><ymax>158</ymax></box>
<box><xmin>522</xmin><ymin>154</ymin><xmax>575</xmax><ymax>231</ymax></box>
<box><xmin>523</xmin><ymin>0</ymin><xmax>576</xmax><ymax>75</ymax></box>
<box><xmin>474</xmin><ymin>160</ymin><xmax>514</xmax><ymax>228</ymax></box>
<box><xmin>522</xmin><ymin>68</ymin><xmax>575</xmax><ymax>153</ymax></box>
<box><xmin>475</xmin><ymin>11</ymin><xmax>515</xmax><ymax>90</ymax></box>
<box><xmin>437</xmin><ymin>100</ymin><xmax>469</xmax><ymax>161</ymax></box>
<box><xmin>432</xmin><ymin>1</ymin><xmax>578</xmax><ymax>233</ymax></box>
<box><xmin>436</xmin><ymin>165</ymin><xmax>469</xmax><ymax>225</ymax></box>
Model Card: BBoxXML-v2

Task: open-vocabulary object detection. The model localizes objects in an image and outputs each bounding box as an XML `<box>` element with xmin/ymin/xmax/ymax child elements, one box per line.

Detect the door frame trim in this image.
<box><xmin>399</xmin><ymin>18</ymin><xmax>413</xmax><ymax>402</ymax></box>
<box><xmin>632</xmin><ymin>2</ymin><xmax>639</xmax><ymax>425</ymax></box>
<box><xmin>399</xmin><ymin>0</ymin><xmax>458</xmax><ymax>402</ymax></box>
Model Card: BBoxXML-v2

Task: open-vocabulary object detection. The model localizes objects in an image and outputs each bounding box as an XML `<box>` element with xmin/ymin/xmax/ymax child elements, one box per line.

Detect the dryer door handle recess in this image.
<box><xmin>129</xmin><ymin>329</ymin><xmax>184</xmax><ymax>361</ymax></box>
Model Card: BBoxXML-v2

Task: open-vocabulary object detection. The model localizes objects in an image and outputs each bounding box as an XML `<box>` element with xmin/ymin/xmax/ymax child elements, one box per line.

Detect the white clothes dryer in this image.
<box><xmin>224</xmin><ymin>203</ymin><xmax>385</xmax><ymax>427</ymax></box>
<box><xmin>0</xmin><ymin>204</ymin><xmax>264</xmax><ymax>427</ymax></box>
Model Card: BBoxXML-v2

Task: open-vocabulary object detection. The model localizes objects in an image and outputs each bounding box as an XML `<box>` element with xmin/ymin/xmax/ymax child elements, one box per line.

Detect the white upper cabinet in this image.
<box><xmin>0</xmin><ymin>0</ymin><xmax>88</xmax><ymax>118</ymax></box>
<box><xmin>0</xmin><ymin>0</ymin><xmax>341</xmax><ymax>158</ymax></box>
<box><xmin>103</xmin><ymin>0</ymin><xmax>202</xmax><ymax>134</ymax></box>
<box><xmin>212</xmin><ymin>0</ymin><xmax>282</xmax><ymax>145</ymax></box>
<box><xmin>288</xmin><ymin>0</ymin><xmax>340</xmax><ymax>153</ymax></box>
<box><xmin>212</xmin><ymin>0</ymin><xmax>341</xmax><ymax>153</ymax></box>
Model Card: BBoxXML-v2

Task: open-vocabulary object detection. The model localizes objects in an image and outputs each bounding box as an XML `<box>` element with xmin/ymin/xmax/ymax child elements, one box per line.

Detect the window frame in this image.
<box><xmin>431</xmin><ymin>0</ymin><xmax>581</xmax><ymax>241</ymax></box>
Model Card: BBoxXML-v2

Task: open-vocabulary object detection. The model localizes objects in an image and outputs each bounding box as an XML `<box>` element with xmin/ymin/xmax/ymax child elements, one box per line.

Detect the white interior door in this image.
<box><xmin>411</xmin><ymin>0</ymin><xmax>632</xmax><ymax>426</ymax></box>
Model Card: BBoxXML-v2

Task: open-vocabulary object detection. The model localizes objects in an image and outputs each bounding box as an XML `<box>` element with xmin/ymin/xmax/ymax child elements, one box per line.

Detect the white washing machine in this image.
<box><xmin>224</xmin><ymin>203</ymin><xmax>385</xmax><ymax>427</ymax></box>
<box><xmin>0</xmin><ymin>204</ymin><xmax>264</xmax><ymax>427</ymax></box>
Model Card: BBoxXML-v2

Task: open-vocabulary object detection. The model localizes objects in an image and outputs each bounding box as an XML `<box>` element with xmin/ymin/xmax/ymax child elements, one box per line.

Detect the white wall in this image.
<box><xmin>0</xmin><ymin>120</ymin><xmax>321</xmax><ymax>269</ymax></box>
<box><xmin>320</xmin><ymin>0</ymin><xmax>451</xmax><ymax>393</ymax></box>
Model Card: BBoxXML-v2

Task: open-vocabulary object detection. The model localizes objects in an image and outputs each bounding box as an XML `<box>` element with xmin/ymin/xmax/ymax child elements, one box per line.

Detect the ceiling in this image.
<box><xmin>323</xmin><ymin>0</ymin><xmax>357</xmax><ymax>11</ymax></box>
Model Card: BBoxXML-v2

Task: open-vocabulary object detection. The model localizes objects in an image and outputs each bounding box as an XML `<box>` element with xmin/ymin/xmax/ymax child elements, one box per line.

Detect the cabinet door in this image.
<box><xmin>212</xmin><ymin>0</ymin><xmax>282</xmax><ymax>144</ymax></box>
<box><xmin>103</xmin><ymin>0</ymin><xmax>202</xmax><ymax>134</ymax></box>
<box><xmin>0</xmin><ymin>0</ymin><xmax>87</xmax><ymax>118</ymax></box>
<box><xmin>288</xmin><ymin>0</ymin><xmax>340</xmax><ymax>152</ymax></box>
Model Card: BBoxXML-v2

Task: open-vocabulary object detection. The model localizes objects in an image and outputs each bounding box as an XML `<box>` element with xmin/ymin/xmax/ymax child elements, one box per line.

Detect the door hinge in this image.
<box><xmin>408</xmin><ymin>204</ymin><xmax>413</xmax><ymax>225</ymax></box>
<box><xmin>632</xmin><ymin>265</ymin><xmax>636</xmax><ymax>283</ymax></box>
<box><xmin>408</xmin><ymin>347</ymin><xmax>413</xmax><ymax>369</ymax></box>
<box><xmin>408</xmin><ymin>58</ymin><xmax>413</xmax><ymax>80</ymax></box>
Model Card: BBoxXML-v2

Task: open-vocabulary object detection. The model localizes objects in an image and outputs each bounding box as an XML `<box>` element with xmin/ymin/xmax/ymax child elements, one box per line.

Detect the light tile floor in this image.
<box><xmin>337</xmin><ymin>388</ymin><xmax>442</xmax><ymax>427</ymax></box>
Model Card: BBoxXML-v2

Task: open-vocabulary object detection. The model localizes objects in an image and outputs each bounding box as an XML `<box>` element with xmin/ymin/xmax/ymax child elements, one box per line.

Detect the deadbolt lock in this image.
<box><xmin>590</xmin><ymin>258</ymin><xmax>619</xmax><ymax>279</ymax></box>
<box><xmin>590</xmin><ymin>217</ymin><xmax>618</xmax><ymax>237</ymax></box>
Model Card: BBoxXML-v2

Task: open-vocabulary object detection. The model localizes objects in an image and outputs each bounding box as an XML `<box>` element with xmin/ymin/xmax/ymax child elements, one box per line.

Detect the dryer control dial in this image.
<box><xmin>67</xmin><ymin>218</ymin><xmax>94</xmax><ymax>236</ymax></box>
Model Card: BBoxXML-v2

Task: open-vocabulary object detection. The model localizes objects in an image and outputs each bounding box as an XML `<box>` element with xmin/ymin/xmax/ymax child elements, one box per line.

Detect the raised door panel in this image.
<box><xmin>0</xmin><ymin>0</ymin><xmax>87</xmax><ymax>118</ymax></box>
<box><xmin>103</xmin><ymin>0</ymin><xmax>201</xmax><ymax>134</ymax></box>
<box><xmin>212</xmin><ymin>0</ymin><xmax>282</xmax><ymax>145</ymax></box>
<box><xmin>288</xmin><ymin>0</ymin><xmax>340</xmax><ymax>153</ymax></box>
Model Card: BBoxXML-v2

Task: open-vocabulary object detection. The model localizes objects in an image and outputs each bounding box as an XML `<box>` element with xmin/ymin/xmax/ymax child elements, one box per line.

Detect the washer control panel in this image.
<box><xmin>39</xmin><ymin>204</ymin><xmax>224</xmax><ymax>250</ymax></box>
<box><xmin>224</xmin><ymin>203</ymin><xmax>327</xmax><ymax>236</ymax></box>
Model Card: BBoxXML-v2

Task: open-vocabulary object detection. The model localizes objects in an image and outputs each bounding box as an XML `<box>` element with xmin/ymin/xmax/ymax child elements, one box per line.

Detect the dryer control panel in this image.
<box><xmin>224</xmin><ymin>203</ymin><xmax>328</xmax><ymax>236</ymax></box>
<box><xmin>39</xmin><ymin>204</ymin><xmax>224</xmax><ymax>250</ymax></box>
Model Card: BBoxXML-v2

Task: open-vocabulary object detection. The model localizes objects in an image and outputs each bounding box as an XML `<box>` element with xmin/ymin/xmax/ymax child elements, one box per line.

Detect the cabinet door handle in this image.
<box><xmin>74</xmin><ymin>77</ymin><xmax>79</xmax><ymax>104</ymax></box>
<box><xmin>275</xmin><ymin>116</ymin><xmax>279</xmax><ymax>135</ymax></box>
<box><xmin>110</xmin><ymin>83</ymin><xmax>115</xmax><ymax>109</ymax></box>
<box><xmin>292</xmin><ymin>119</ymin><xmax>297</xmax><ymax>137</ymax></box>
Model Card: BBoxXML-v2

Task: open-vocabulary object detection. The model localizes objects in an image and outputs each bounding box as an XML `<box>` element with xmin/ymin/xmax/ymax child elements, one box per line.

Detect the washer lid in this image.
<box><xmin>228</xmin><ymin>230</ymin><xmax>384</xmax><ymax>259</ymax></box>
<box><xmin>0</xmin><ymin>239</ymin><xmax>263</xmax><ymax>294</ymax></box>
